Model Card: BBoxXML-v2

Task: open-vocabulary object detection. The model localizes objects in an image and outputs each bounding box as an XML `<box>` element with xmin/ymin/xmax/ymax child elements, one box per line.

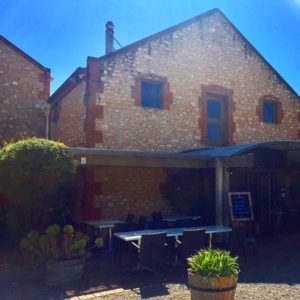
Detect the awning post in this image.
<box><xmin>215</xmin><ymin>157</ymin><xmax>224</xmax><ymax>226</ymax></box>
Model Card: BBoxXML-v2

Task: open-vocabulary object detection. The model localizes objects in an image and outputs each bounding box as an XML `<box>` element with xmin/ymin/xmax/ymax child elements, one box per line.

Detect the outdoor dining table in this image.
<box><xmin>163</xmin><ymin>215</ymin><xmax>201</xmax><ymax>223</ymax></box>
<box><xmin>114</xmin><ymin>225</ymin><xmax>232</xmax><ymax>248</ymax></box>
<box><xmin>84</xmin><ymin>219</ymin><xmax>123</xmax><ymax>252</ymax></box>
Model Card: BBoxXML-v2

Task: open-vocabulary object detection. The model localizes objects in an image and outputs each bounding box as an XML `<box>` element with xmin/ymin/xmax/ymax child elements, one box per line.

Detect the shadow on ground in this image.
<box><xmin>1</xmin><ymin>234</ymin><xmax>300</xmax><ymax>300</ymax></box>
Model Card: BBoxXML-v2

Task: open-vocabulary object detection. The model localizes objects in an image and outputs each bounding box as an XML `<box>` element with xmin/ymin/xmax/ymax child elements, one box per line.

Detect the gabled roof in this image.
<box><xmin>0</xmin><ymin>34</ymin><xmax>50</xmax><ymax>72</ymax></box>
<box><xmin>88</xmin><ymin>8</ymin><xmax>299</xmax><ymax>99</ymax></box>
<box><xmin>51</xmin><ymin>8</ymin><xmax>299</xmax><ymax>101</ymax></box>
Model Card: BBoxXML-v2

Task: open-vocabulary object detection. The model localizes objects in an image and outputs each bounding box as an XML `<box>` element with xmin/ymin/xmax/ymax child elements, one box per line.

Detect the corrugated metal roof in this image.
<box><xmin>181</xmin><ymin>141</ymin><xmax>300</xmax><ymax>158</ymax></box>
<box><xmin>66</xmin><ymin>141</ymin><xmax>300</xmax><ymax>160</ymax></box>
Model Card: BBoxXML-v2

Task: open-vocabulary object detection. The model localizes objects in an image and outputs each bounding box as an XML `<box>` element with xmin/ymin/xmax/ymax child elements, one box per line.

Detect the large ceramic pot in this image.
<box><xmin>45</xmin><ymin>257</ymin><xmax>85</xmax><ymax>286</ymax></box>
<box><xmin>188</xmin><ymin>272</ymin><xmax>237</xmax><ymax>300</ymax></box>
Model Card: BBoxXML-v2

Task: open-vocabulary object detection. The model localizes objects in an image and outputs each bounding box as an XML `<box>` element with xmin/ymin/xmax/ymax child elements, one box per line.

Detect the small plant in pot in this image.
<box><xmin>188</xmin><ymin>248</ymin><xmax>239</xmax><ymax>300</ymax></box>
<box><xmin>20</xmin><ymin>224</ymin><xmax>103</xmax><ymax>286</ymax></box>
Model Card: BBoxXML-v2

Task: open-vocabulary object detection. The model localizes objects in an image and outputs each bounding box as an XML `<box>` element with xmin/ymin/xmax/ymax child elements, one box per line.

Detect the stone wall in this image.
<box><xmin>0</xmin><ymin>37</ymin><xmax>50</xmax><ymax>144</ymax></box>
<box><xmin>89</xmin><ymin>167</ymin><xmax>171</xmax><ymax>220</ymax></box>
<box><xmin>85</xmin><ymin>10</ymin><xmax>299</xmax><ymax>151</ymax></box>
<box><xmin>50</xmin><ymin>80</ymin><xmax>86</xmax><ymax>146</ymax></box>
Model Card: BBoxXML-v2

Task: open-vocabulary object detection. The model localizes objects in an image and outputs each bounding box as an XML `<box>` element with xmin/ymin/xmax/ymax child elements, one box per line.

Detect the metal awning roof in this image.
<box><xmin>66</xmin><ymin>147</ymin><xmax>208</xmax><ymax>168</ymax></box>
<box><xmin>66</xmin><ymin>141</ymin><xmax>300</xmax><ymax>168</ymax></box>
<box><xmin>181</xmin><ymin>141</ymin><xmax>300</xmax><ymax>158</ymax></box>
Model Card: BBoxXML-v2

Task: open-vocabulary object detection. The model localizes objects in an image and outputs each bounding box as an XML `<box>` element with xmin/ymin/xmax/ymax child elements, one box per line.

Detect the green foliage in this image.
<box><xmin>188</xmin><ymin>249</ymin><xmax>240</xmax><ymax>280</ymax></box>
<box><xmin>20</xmin><ymin>224</ymin><xmax>103</xmax><ymax>266</ymax></box>
<box><xmin>0</xmin><ymin>138</ymin><xmax>78</xmax><ymax>240</ymax></box>
<box><xmin>46</xmin><ymin>224</ymin><xmax>61</xmax><ymax>236</ymax></box>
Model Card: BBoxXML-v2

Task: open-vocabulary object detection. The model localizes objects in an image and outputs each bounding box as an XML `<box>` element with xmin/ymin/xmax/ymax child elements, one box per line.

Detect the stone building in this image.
<box><xmin>0</xmin><ymin>34</ymin><xmax>51</xmax><ymax>145</ymax></box>
<box><xmin>49</xmin><ymin>9</ymin><xmax>300</xmax><ymax>231</ymax></box>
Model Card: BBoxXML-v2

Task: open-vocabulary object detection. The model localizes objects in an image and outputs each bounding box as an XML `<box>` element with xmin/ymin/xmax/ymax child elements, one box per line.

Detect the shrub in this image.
<box><xmin>188</xmin><ymin>248</ymin><xmax>240</xmax><ymax>279</ymax></box>
<box><xmin>0</xmin><ymin>138</ymin><xmax>78</xmax><ymax>241</ymax></box>
<box><xmin>20</xmin><ymin>224</ymin><xmax>104</xmax><ymax>266</ymax></box>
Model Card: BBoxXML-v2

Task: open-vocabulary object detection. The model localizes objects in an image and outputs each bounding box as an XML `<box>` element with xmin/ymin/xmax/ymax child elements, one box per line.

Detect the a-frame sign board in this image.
<box><xmin>228</xmin><ymin>192</ymin><xmax>254</xmax><ymax>222</ymax></box>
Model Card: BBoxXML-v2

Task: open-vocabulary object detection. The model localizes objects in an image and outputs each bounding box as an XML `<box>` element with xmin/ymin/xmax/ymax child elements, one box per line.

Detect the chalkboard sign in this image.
<box><xmin>228</xmin><ymin>192</ymin><xmax>254</xmax><ymax>221</ymax></box>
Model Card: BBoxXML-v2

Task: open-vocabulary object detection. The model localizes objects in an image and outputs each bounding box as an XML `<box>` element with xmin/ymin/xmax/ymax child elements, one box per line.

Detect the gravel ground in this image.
<box><xmin>97</xmin><ymin>283</ymin><xmax>300</xmax><ymax>300</ymax></box>
<box><xmin>2</xmin><ymin>235</ymin><xmax>300</xmax><ymax>300</ymax></box>
<box><xmin>95</xmin><ymin>235</ymin><xmax>300</xmax><ymax>300</ymax></box>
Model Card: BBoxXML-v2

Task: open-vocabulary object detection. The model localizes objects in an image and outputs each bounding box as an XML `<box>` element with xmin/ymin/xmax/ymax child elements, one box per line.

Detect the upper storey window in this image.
<box><xmin>141</xmin><ymin>80</ymin><xmax>163</xmax><ymax>109</ymax></box>
<box><xmin>199</xmin><ymin>85</ymin><xmax>235</xmax><ymax>146</ymax></box>
<box><xmin>257</xmin><ymin>96</ymin><xmax>283</xmax><ymax>124</ymax></box>
<box><xmin>206</xmin><ymin>93</ymin><xmax>228</xmax><ymax>145</ymax></box>
<box><xmin>133</xmin><ymin>75</ymin><xmax>173</xmax><ymax>110</ymax></box>
<box><xmin>263</xmin><ymin>100</ymin><xmax>278</xmax><ymax>123</ymax></box>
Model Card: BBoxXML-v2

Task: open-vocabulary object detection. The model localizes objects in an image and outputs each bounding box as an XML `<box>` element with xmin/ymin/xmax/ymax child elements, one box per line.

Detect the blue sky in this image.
<box><xmin>0</xmin><ymin>0</ymin><xmax>299</xmax><ymax>95</ymax></box>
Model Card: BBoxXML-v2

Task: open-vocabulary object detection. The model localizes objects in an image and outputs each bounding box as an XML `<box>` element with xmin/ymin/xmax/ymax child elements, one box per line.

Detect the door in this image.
<box><xmin>206</xmin><ymin>93</ymin><xmax>228</xmax><ymax>146</ymax></box>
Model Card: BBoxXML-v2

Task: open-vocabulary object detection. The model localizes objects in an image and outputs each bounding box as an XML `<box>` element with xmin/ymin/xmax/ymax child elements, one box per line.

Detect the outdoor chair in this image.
<box><xmin>113</xmin><ymin>222</ymin><xmax>137</xmax><ymax>267</ymax></box>
<box><xmin>125</xmin><ymin>213</ymin><xmax>135</xmax><ymax>224</ymax></box>
<box><xmin>137</xmin><ymin>215</ymin><xmax>148</xmax><ymax>230</ymax></box>
<box><xmin>147</xmin><ymin>219</ymin><xmax>168</xmax><ymax>230</ymax></box>
<box><xmin>132</xmin><ymin>232</ymin><xmax>167</xmax><ymax>273</ymax></box>
<box><xmin>191</xmin><ymin>216</ymin><xmax>202</xmax><ymax>227</ymax></box>
<box><xmin>151</xmin><ymin>211</ymin><xmax>163</xmax><ymax>222</ymax></box>
<box><xmin>230</xmin><ymin>225</ymin><xmax>257</xmax><ymax>264</ymax></box>
<box><xmin>177</xmin><ymin>228</ymin><xmax>206</xmax><ymax>264</ymax></box>
<box><xmin>175</xmin><ymin>218</ymin><xmax>195</xmax><ymax>228</ymax></box>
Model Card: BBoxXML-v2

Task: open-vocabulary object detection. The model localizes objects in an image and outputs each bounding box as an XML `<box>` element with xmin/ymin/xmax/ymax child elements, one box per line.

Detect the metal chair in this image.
<box><xmin>137</xmin><ymin>215</ymin><xmax>148</xmax><ymax>230</ymax></box>
<box><xmin>147</xmin><ymin>219</ymin><xmax>168</xmax><ymax>230</ymax></box>
<box><xmin>178</xmin><ymin>228</ymin><xmax>206</xmax><ymax>263</ymax></box>
<box><xmin>191</xmin><ymin>216</ymin><xmax>202</xmax><ymax>227</ymax></box>
<box><xmin>113</xmin><ymin>222</ymin><xmax>137</xmax><ymax>267</ymax></box>
<box><xmin>125</xmin><ymin>213</ymin><xmax>135</xmax><ymax>224</ymax></box>
<box><xmin>133</xmin><ymin>232</ymin><xmax>167</xmax><ymax>273</ymax></box>
<box><xmin>230</xmin><ymin>225</ymin><xmax>256</xmax><ymax>264</ymax></box>
<box><xmin>175</xmin><ymin>218</ymin><xmax>195</xmax><ymax>228</ymax></box>
<box><xmin>151</xmin><ymin>211</ymin><xmax>163</xmax><ymax>222</ymax></box>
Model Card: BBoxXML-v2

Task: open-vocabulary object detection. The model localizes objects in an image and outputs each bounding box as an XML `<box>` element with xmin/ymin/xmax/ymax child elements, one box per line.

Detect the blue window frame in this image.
<box><xmin>263</xmin><ymin>101</ymin><xmax>278</xmax><ymax>123</ymax></box>
<box><xmin>141</xmin><ymin>81</ymin><xmax>163</xmax><ymax>109</ymax></box>
<box><xmin>206</xmin><ymin>94</ymin><xmax>228</xmax><ymax>145</ymax></box>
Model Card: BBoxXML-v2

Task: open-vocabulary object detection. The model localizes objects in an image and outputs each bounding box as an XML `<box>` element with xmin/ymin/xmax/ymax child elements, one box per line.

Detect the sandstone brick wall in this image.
<box><xmin>86</xmin><ymin>11</ymin><xmax>299</xmax><ymax>151</ymax></box>
<box><xmin>50</xmin><ymin>80</ymin><xmax>86</xmax><ymax>146</ymax></box>
<box><xmin>91</xmin><ymin>167</ymin><xmax>171</xmax><ymax>220</ymax></box>
<box><xmin>0</xmin><ymin>37</ymin><xmax>50</xmax><ymax>144</ymax></box>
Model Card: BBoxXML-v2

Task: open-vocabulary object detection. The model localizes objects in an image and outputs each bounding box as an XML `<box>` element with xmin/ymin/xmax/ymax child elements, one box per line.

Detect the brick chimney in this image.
<box><xmin>105</xmin><ymin>21</ymin><xmax>114</xmax><ymax>54</ymax></box>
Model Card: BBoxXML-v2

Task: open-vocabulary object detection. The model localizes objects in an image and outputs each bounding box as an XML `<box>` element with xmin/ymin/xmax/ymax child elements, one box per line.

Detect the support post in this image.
<box><xmin>215</xmin><ymin>157</ymin><xmax>224</xmax><ymax>226</ymax></box>
<box><xmin>223</xmin><ymin>168</ymin><xmax>230</xmax><ymax>226</ymax></box>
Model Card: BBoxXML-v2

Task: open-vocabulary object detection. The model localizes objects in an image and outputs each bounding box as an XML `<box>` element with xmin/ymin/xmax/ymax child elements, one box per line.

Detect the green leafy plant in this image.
<box><xmin>188</xmin><ymin>249</ymin><xmax>240</xmax><ymax>280</ymax></box>
<box><xmin>0</xmin><ymin>138</ymin><xmax>78</xmax><ymax>241</ymax></box>
<box><xmin>20</xmin><ymin>224</ymin><xmax>103</xmax><ymax>266</ymax></box>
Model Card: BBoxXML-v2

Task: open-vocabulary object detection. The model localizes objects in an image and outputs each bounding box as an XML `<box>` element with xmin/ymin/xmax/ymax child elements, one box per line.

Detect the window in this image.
<box><xmin>200</xmin><ymin>85</ymin><xmax>234</xmax><ymax>146</ymax></box>
<box><xmin>206</xmin><ymin>93</ymin><xmax>228</xmax><ymax>145</ymax></box>
<box><xmin>141</xmin><ymin>80</ymin><xmax>163</xmax><ymax>109</ymax></box>
<box><xmin>263</xmin><ymin>100</ymin><xmax>278</xmax><ymax>123</ymax></box>
<box><xmin>257</xmin><ymin>96</ymin><xmax>283</xmax><ymax>124</ymax></box>
<box><xmin>134</xmin><ymin>75</ymin><xmax>173</xmax><ymax>109</ymax></box>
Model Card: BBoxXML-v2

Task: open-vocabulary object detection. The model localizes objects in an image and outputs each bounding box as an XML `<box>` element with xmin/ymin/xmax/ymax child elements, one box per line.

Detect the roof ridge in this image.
<box><xmin>89</xmin><ymin>8</ymin><xmax>298</xmax><ymax>99</ymax></box>
<box><xmin>89</xmin><ymin>8</ymin><xmax>220</xmax><ymax>62</ymax></box>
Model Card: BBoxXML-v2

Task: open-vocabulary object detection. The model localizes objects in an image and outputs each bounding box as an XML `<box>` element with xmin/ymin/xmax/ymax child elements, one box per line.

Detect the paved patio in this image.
<box><xmin>1</xmin><ymin>235</ymin><xmax>300</xmax><ymax>299</ymax></box>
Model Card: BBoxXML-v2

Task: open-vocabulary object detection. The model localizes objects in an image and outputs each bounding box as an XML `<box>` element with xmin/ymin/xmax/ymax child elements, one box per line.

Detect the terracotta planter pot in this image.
<box><xmin>45</xmin><ymin>258</ymin><xmax>85</xmax><ymax>286</ymax></box>
<box><xmin>188</xmin><ymin>272</ymin><xmax>237</xmax><ymax>300</ymax></box>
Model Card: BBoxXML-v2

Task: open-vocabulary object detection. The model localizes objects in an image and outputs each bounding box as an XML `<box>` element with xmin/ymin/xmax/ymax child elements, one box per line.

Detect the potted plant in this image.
<box><xmin>187</xmin><ymin>248</ymin><xmax>239</xmax><ymax>300</ymax></box>
<box><xmin>20</xmin><ymin>224</ymin><xmax>103</xmax><ymax>286</ymax></box>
